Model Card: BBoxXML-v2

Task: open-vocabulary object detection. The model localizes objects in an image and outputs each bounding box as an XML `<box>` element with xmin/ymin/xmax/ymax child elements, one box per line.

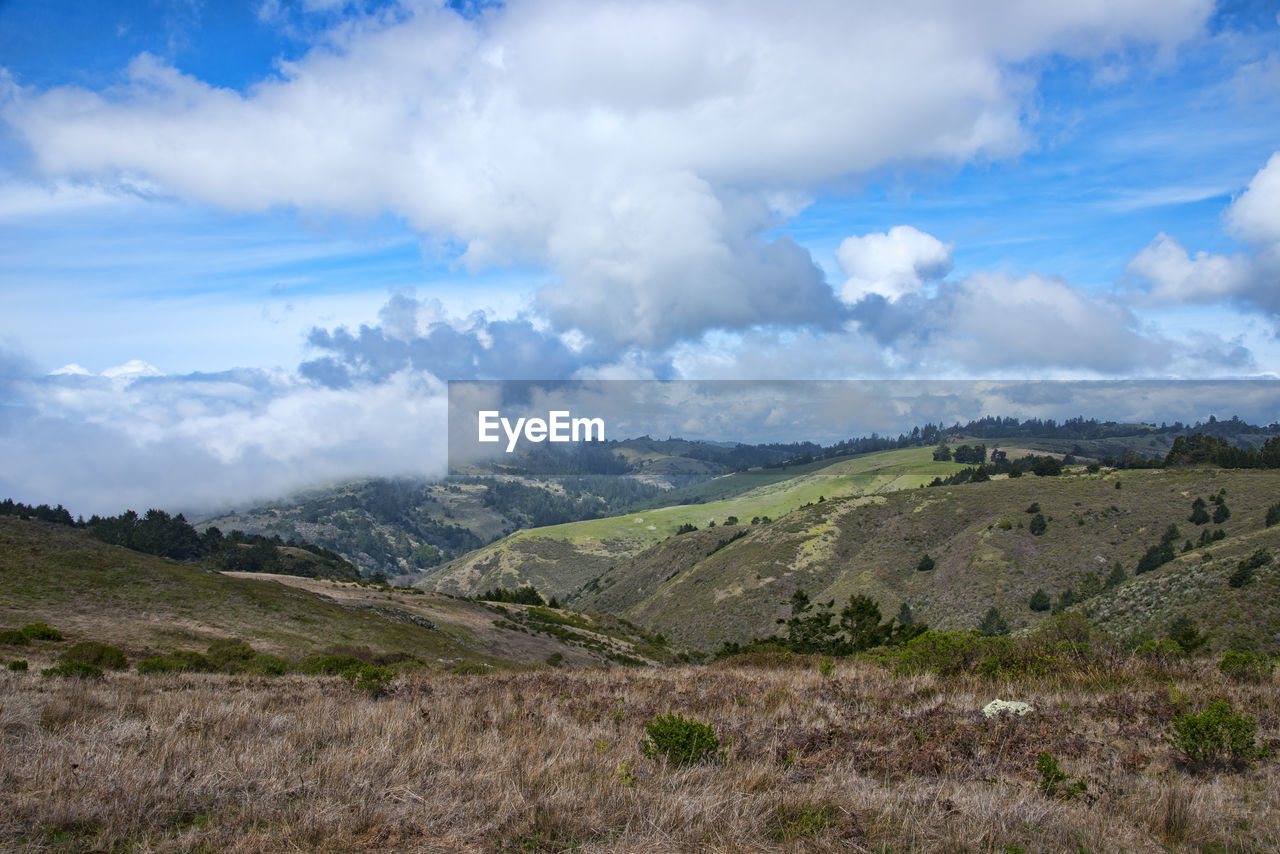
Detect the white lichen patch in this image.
<box><xmin>982</xmin><ymin>699</ymin><xmax>1034</xmax><ymax>718</ymax></box>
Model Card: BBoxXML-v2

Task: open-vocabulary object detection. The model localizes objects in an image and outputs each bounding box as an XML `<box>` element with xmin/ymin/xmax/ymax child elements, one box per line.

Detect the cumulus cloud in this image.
<box><xmin>847</xmin><ymin>270</ymin><xmax>1174</xmax><ymax>374</ymax></box>
<box><xmin>1126</xmin><ymin>152</ymin><xmax>1280</xmax><ymax>316</ymax></box>
<box><xmin>299</xmin><ymin>293</ymin><xmax>615</xmax><ymax>385</ymax></box>
<box><xmin>1227</xmin><ymin>151</ymin><xmax>1280</xmax><ymax>246</ymax></box>
<box><xmin>836</xmin><ymin>225</ymin><xmax>954</xmax><ymax>302</ymax></box>
<box><xmin>2</xmin><ymin>0</ymin><xmax>1211</xmax><ymax>351</ymax></box>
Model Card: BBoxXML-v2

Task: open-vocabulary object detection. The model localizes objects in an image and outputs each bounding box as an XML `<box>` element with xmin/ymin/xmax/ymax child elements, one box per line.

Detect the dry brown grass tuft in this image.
<box><xmin>1</xmin><ymin>656</ymin><xmax>1276</xmax><ymax>852</ymax></box>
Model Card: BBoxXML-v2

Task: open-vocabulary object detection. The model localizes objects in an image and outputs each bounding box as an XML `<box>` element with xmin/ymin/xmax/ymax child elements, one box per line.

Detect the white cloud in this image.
<box><xmin>836</xmin><ymin>225</ymin><xmax>954</xmax><ymax>302</ymax></box>
<box><xmin>2</xmin><ymin>0</ymin><xmax>1211</xmax><ymax>351</ymax></box>
<box><xmin>1125</xmin><ymin>152</ymin><xmax>1280</xmax><ymax>314</ymax></box>
<box><xmin>1125</xmin><ymin>232</ymin><xmax>1253</xmax><ymax>302</ymax></box>
<box><xmin>1227</xmin><ymin>151</ymin><xmax>1280</xmax><ymax>246</ymax></box>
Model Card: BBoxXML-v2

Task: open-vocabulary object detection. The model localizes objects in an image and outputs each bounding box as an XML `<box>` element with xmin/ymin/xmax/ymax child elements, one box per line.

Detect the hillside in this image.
<box><xmin>573</xmin><ymin>467</ymin><xmax>1280</xmax><ymax>651</ymax></box>
<box><xmin>419</xmin><ymin>445</ymin><xmax>969</xmax><ymax>599</ymax></box>
<box><xmin>0</xmin><ymin>518</ymin><xmax>668</xmax><ymax>670</ymax></box>
<box><xmin>197</xmin><ymin>474</ymin><xmax>664</xmax><ymax>583</ymax></box>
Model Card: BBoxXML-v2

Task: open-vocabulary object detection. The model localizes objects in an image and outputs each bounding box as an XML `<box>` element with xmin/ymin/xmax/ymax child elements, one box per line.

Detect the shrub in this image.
<box><xmin>1029</xmin><ymin>513</ymin><xmax>1047</xmax><ymax>536</ymax></box>
<box><xmin>8</xmin><ymin>659</ymin><xmax>28</xmax><ymax>671</ymax></box>
<box><xmin>915</xmin><ymin>554</ymin><xmax>935</xmax><ymax>572</ymax></box>
<box><xmin>20</xmin><ymin>622</ymin><xmax>62</xmax><ymax>641</ymax></box>
<box><xmin>1035</xmin><ymin>752</ymin><xmax>1086</xmax><ymax>799</ymax></box>
<box><xmin>1169</xmin><ymin>699</ymin><xmax>1258</xmax><ymax>767</ymax></box>
<box><xmin>769</xmin><ymin>802</ymin><xmax>837</xmax><ymax>842</ymax></box>
<box><xmin>1028</xmin><ymin>589</ymin><xmax>1051</xmax><ymax>612</ymax></box>
<box><xmin>206</xmin><ymin>638</ymin><xmax>256</xmax><ymax>669</ymax></box>
<box><xmin>641</xmin><ymin>712</ymin><xmax>721</xmax><ymax>765</ymax></box>
<box><xmin>349</xmin><ymin>664</ymin><xmax>393</xmax><ymax>698</ymax></box>
<box><xmin>42</xmin><ymin>660</ymin><xmax>103</xmax><ymax>679</ymax></box>
<box><xmin>1265</xmin><ymin>501</ymin><xmax>1280</xmax><ymax>527</ymax></box>
<box><xmin>301</xmin><ymin>653</ymin><xmax>368</xmax><ymax>677</ymax></box>
<box><xmin>136</xmin><ymin>650</ymin><xmax>216</xmax><ymax>674</ymax></box>
<box><xmin>245</xmin><ymin>654</ymin><xmax>289</xmax><ymax>676</ymax></box>
<box><xmin>1025</xmin><ymin>502</ymin><xmax>1040</xmax><ymax>514</ymax></box>
<box><xmin>545</xmin><ymin>652</ymin><xmax>563</xmax><ymax>667</ymax></box>
<box><xmin>0</xmin><ymin>629</ymin><xmax>30</xmax><ymax>646</ymax></box>
<box><xmin>60</xmin><ymin>641</ymin><xmax>127</xmax><ymax>670</ymax></box>
<box><xmin>1218</xmin><ymin>651</ymin><xmax>1273</xmax><ymax>684</ymax></box>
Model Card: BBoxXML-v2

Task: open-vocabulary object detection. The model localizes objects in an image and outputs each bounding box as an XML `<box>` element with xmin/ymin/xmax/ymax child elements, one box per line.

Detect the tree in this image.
<box><xmin>1266</xmin><ymin>502</ymin><xmax>1280</xmax><ymax>527</ymax></box>
<box><xmin>1161</xmin><ymin>523</ymin><xmax>1181</xmax><ymax>544</ymax></box>
<box><xmin>1212</xmin><ymin>502</ymin><xmax>1231</xmax><ymax>524</ymax></box>
<box><xmin>1029</xmin><ymin>513</ymin><xmax>1048</xmax><ymax>536</ymax></box>
<box><xmin>932</xmin><ymin>443</ymin><xmax>952</xmax><ymax>462</ymax></box>
<box><xmin>916</xmin><ymin>554</ymin><xmax>936</xmax><ymax>572</ymax></box>
<box><xmin>1029</xmin><ymin>588</ymin><xmax>1051</xmax><ymax>612</ymax></box>
<box><xmin>1105</xmin><ymin>561</ymin><xmax>1126</xmax><ymax>589</ymax></box>
<box><xmin>978</xmin><ymin>607</ymin><xmax>1009</xmax><ymax>637</ymax></box>
<box><xmin>1169</xmin><ymin>615</ymin><xmax>1208</xmax><ymax>654</ymax></box>
<box><xmin>1032</xmin><ymin>456</ymin><xmax>1062</xmax><ymax>477</ymax></box>
<box><xmin>1136</xmin><ymin>541</ymin><xmax>1175</xmax><ymax>574</ymax></box>
<box><xmin>896</xmin><ymin>602</ymin><xmax>915</xmax><ymax>626</ymax></box>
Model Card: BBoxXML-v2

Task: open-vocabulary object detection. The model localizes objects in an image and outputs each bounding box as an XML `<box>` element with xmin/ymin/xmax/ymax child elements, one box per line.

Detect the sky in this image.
<box><xmin>2</xmin><ymin>0</ymin><xmax>1280</xmax><ymax>514</ymax></box>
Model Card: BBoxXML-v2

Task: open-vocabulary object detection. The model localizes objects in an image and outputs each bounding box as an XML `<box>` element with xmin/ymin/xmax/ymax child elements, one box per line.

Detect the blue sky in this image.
<box><xmin>2</xmin><ymin>0</ymin><xmax>1280</xmax><ymax>512</ymax></box>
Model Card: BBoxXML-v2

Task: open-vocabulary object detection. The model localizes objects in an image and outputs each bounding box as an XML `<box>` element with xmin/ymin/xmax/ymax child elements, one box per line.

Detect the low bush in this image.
<box><xmin>244</xmin><ymin>654</ymin><xmax>289</xmax><ymax>676</ymax></box>
<box><xmin>20</xmin><ymin>623</ymin><xmax>62</xmax><ymax>641</ymax></box>
<box><xmin>641</xmin><ymin>712</ymin><xmax>722</xmax><ymax>766</ymax></box>
<box><xmin>136</xmin><ymin>650</ymin><xmax>216</xmax><ymax>674</ymax></box>
<box><xmin>8</xmin><ymin>659</ymin><xmax>28</xmax><ymax>671</ymax></box>
<box><xmin>1169</xmin><ymin>699</ymin><xmax>1258</xmax><ymax>768</ymax></box>
<box><xmin>59</xmin><ymin>641</ymin><xmax>127</xmax><ymax>670</ymax></box>
<box><xmin>206</xmin><ymin>638</ymin><xmax>256</xmax><ymax>669</ymax></box>
<box><xmin>42</xmin><ymin>660</ymin><xmax>103</xmax><ymax>679</ymax></box>
<box><xmin>768</xmin><ymin>801</ymin><xmax>837</xmax><ymax>842</ymax></box>
<box><xmin>1218</xmin><ymin>651</ymin><xmax>1273</xmax><ymax>684</ymax></box>
<box><xmin>0</xmin><ymin>629</ymin><xmax>29</xmax><ymax>645</ymax></box>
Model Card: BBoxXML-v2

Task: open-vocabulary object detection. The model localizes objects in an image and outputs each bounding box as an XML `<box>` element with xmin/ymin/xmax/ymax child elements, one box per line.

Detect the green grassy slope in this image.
<box><xmin>575</xmin><ymin>467</ymin><xmax>1280</xmax><ymax>651</ymax></box>
<box><xmin>0</xmin><ymin>518</ymin><xmax>666</xmax><ymax>669</ymax></box>
<box><xmin>420</xmin><ymin>446</ymin><xmax>968</xmax><ymax>598</ymax></box>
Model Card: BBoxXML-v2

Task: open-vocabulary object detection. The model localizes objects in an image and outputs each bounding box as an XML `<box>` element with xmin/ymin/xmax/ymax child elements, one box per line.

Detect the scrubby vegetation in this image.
<box><xmin>1</xmin><ymin>638</ymin><xmax>1276</xmax><ymax>852</ymax></box>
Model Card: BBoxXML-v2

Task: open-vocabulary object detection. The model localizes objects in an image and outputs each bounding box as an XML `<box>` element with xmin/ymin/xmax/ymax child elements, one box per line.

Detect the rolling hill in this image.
<box><xmin>417</xmin><ymin>445</ymin><xmax>970</xmax><ymax>599</ymax></box>
<box><xmin>573</xmin><ymin>466</ymin><xmax>1280</xmax><ymax>650</ymax></box>
<box><xmin>0</xmin><ymin>517</ymin><xmax>671</xmax><ymax>670</ymax></box>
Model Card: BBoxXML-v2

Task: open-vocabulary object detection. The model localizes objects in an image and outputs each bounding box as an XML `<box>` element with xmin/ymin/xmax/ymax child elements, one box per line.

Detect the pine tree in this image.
<box><xmin>978</xmin><ymin>607</ymin><xmax>1010</xmax><ymax>637</ymax></box>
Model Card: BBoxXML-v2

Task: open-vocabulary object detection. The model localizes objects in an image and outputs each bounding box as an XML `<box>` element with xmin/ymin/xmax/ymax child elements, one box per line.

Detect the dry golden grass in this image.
<box><xmin>1</xmin><ymin>655</ymin><xmax>1277</xmax><ymax>853</ymax></box>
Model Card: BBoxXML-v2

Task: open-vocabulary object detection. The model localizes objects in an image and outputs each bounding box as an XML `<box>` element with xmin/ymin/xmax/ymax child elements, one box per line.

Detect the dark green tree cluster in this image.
<box><xmin>477</xmin><ymin>584</ymin><xmax>554</xmax><ymax>607</ymax></box>
<box><xmin>1163</xmin><ymin>433</ymin><xmax>1280</xmax><ymax>469</ymax></box>
<box><xmin>1229</xmin><ymin>548</ymin><xmax>1271</xmax><ymax>589</ymax></box>
<box><xmin>760</xmin><ymin>590</ymin><xmax>927</xmax><ymax>656</ymax></box>
<box><xmin>0</xmin><ymin>499</ymin><xmax>77</xmax><ymax>526</ymax></box>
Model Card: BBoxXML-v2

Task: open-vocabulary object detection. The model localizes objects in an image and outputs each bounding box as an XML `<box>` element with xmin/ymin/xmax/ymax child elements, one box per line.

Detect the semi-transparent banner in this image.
<box><xmin>447</xmin><ymin>379</ymin><xmax>1280</xmax><ymax>475</ymax></box>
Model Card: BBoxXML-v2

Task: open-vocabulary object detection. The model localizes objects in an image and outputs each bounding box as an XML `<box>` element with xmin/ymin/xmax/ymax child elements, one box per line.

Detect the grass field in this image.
<box><xmin>1</xmin><ymin>646</ymin><xmax>1276</xmax><ymax>852</ymax></box>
